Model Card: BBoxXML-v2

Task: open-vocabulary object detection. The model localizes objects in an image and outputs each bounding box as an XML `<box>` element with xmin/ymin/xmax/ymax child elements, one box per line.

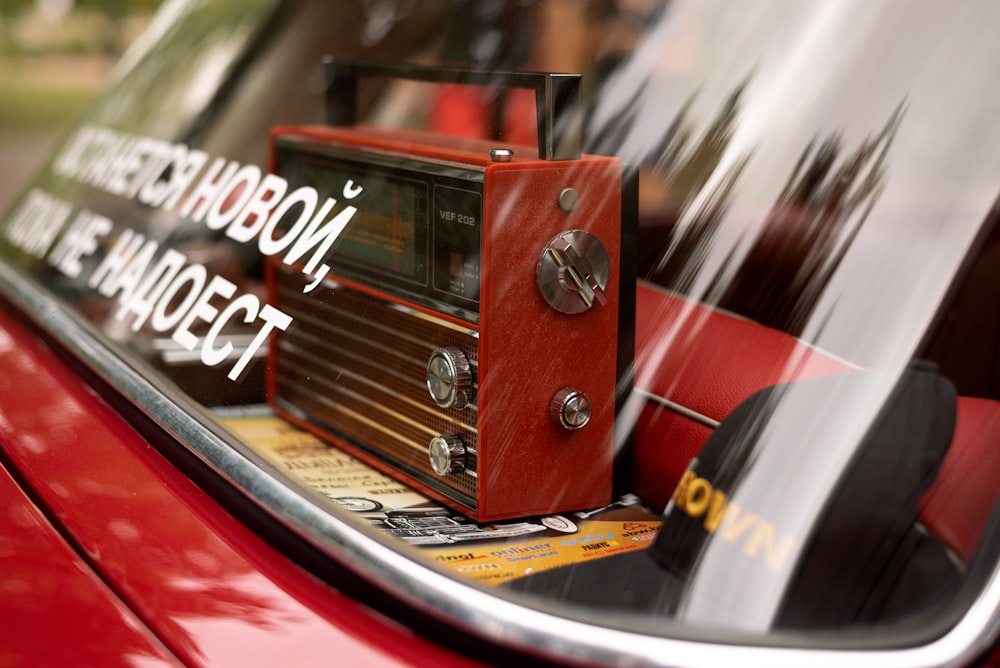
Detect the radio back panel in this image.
<box><xmin>266</xmin><ymin>65</ymin><xmax>636</xmax><ymax>521</ymax></box>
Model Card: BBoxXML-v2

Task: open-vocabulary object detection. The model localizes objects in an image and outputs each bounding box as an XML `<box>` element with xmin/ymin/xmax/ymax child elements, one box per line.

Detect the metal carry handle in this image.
<box><xmin>322</xmin><ymin>57</ymin><xmax>582</xmax><ymax>161</ymax></box>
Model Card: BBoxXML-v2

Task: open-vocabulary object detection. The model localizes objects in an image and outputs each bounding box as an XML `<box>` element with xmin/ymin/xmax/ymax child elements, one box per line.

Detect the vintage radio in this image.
<box><xmin>267</xmin><ymin>62</ymin><xmax>636</xmax><ymax>521</ymax></box>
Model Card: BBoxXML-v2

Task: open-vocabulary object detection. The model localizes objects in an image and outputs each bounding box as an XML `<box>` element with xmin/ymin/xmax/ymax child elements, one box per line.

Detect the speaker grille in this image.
<box><xmin>270</xmin><ymin>264</ymin><xmax>480</xmax><ymax>503</ymax></box>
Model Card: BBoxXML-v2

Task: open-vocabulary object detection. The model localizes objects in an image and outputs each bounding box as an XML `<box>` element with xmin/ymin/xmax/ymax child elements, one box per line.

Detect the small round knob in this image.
<box><xmin>426</xmin><ymin>347</ymin><xmax>473</xmax><ymax>408</ymax></box>
<box><xmin>429</xmin><ymin>434</ymin><xmax>467</xmax><ymax>476</ymax></box>
<box><xmin>550</xmin><ymin>388</ymin><xmax>592</xmax><ymax>430</ymax></box>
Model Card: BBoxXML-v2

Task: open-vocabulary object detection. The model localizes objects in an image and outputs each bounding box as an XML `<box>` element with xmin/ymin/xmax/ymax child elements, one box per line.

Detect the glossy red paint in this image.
<box><xmin>0</xmin><ymin>457</ymin><xmax>178</xmax><ymax>666</ymax></box>
<box><xmin>0</xmin><ymin>305</ymin><xmax>483</xmax><ymax>668</ymax></box>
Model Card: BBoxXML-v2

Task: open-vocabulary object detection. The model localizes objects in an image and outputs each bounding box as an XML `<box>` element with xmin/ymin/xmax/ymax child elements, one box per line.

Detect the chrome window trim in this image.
<box><xmin>1</xmin><ymin>260</ymin><xmax>998</xmax><ymax>668</ymax></box>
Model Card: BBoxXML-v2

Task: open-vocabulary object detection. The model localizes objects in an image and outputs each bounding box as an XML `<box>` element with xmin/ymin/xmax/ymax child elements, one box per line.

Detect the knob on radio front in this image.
<box><xmin>429</xmin><ymin>434</ymin><xmax>467</xmax><ymax>476</ymax></box>
<box><xmin>550</xmin><ymin>387</ymin><xmax>593</xmax><ymax>430</ymax></box>
<box><xmin>426</xmin><ymin>347</ymin><xmax>473</xmax><ymax>409</ymax></box>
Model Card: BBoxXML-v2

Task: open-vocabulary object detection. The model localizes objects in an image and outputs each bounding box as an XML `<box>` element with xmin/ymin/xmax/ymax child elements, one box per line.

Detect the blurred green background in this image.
<box><xmin>0</xmin><ymin>0</ymin><xmax>161</xmax><ymax>210</ymax></box>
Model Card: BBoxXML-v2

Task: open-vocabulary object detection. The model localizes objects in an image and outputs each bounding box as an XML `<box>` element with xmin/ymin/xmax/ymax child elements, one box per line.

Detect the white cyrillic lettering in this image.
<box><xmin>177</xmin><ymin>157</ymin><xmax>239</xmax><ymax>222</ymax></box>
<box><xmin>102</xmin><ymin>238</ymin><xmax>158</xmax><ymax>305</ymax></box>
<box><xmin>47</xmin><ymin>209</ymin><xmax>112</xmax><ymax>279</ymax></box>
<box><xmin>283</xmin><ymin>200</ymin><xmax>356</xmax><ymax>292</ymax></box>
<box><xmin>104</xmin><ymin>135</ymin><xmax>143</xmax><ymax>196</ymax></box>
<box><xmin>257</xmin><ymin>186</ymin><xmax>317</xmax><ymax>256</ymax></box>
<box><xmin>138</xmin><ymin>145</ymin><xmax>208</xmax><ymax>210</ymax></box>
<box><xmin>120</xmin><ymin>137</ymin><xmax>171</xmax><ymax>200</ymax></box>
<box><xmin>80</xmin><ymin>128</ymin><xmax>121</xmax><ymax>189</ymax></box>
<box><xmin>53</xmin><ymin>126</ymin><xmax>92</xmax><ymax>179</ymax></box>
<box><xmin>3</xmin><ymin>189</ymin><xmax>73</xmax><ymax>259</ymax></box>
<box><xmin>161</xmin><ymin>148</ymin><xmax>210</xmax><ymax>211</ymax></box>
<box><xmin>70</xmin><ymin>126</ymin><xmax>103</xmax><ymax>185</ymax></box>
<box><xmin>342</xmin><ymin>180</ymin><xmax>363</xmax><ymax>199</ymax></box>
<box><xmin>228</xmin><ymin>303</ymin><xmax>291</xmax><ymax>380</ymax></box>
<box><xmin>226</xmin><ymin>173</ymin><xmax>288</xmax><ymax>243</ymax></box>
<box><xmin>116</xmin><ymin>248</ymin><xmax>186</xmax><ymax>330</ymax></box>
<box><xmin>89</xmin><ymin>230</ymin><xmax>144</xmax><ymax>292</ymax></box>
<box><xmin>171</xmin><ymin>275</ymin><xmax>237</xmax><ymax>350</ymax></box>
<box><xmin>201</xmin><ymin>293</ymin><xmax>259</xmax><ymax>367</ymax></box>
<box><xmin>150</xmin><ymin>264</ymin><xmax>208</xmax><ymax>332</ymax></box>
<box><xmin>205</xmin><ymin>164</ymin><xmax>261</xmax><ymax>231</ymax></box>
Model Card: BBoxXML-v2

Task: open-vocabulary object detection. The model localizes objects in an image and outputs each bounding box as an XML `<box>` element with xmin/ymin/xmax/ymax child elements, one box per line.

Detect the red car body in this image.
<box><xmin>0</xmin><ymin>303</ymin><xmax>481</xmax><ymax>666</ymax></box>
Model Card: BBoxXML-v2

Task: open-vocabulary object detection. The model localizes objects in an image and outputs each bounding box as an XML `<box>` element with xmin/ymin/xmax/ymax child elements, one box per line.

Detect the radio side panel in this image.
<box><xmin>477</xmin><ymin>158</ymin><xmax>623</xmax><ymax>518</ymax></box>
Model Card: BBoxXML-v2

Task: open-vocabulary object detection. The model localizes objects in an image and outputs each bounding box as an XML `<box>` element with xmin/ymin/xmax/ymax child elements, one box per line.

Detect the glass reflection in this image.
<box><xmin>2</xmin><ymin>0</ymin><xmax>1000</xmax><ymax>651</ymax></box>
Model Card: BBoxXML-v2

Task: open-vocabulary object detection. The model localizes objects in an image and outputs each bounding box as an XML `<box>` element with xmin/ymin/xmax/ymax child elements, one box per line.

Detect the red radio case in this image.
<box><xmin>266</xmin><ymin>62</ymin><xmax>636</xmax><ymax>521</ymax></box>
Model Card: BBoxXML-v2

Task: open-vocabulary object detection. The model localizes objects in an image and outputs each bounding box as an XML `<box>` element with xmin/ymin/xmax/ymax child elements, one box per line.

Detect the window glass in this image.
<box><xmin>4</xmin><ymin>0</ymin><xmax>1000</xmax><ymax>654</ymax></box>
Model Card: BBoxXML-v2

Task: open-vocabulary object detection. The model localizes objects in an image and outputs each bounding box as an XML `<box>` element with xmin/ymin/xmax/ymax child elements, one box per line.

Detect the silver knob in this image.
<box><xmin>536</xmin><ymin>230</ymin><xmax>610</xmax><ymax>314</ymax></box>
<box><xmin>429</xmin><ymin>434</ymin><xmax>467</xmax><ymax>476</ymax></box>
<box><xmin>550</xmin><ymin>388</ymin><xmax>592</xmax><ymax>430</ymax></box>
<box><xmin>426</xmin><ymin>347</ymin><xmax>473</xmax><ymax>408</ymax></box>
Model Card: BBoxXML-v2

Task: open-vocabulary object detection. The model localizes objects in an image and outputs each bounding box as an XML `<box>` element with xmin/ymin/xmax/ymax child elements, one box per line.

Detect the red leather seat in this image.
<box><xmin>634</xmin><ymin>283</ymin><xmax>1000</xmax><ymax>565</ymax></box>
<box><xmin>919</xmin><ymin>397</ymin><xmax>1000</xmax><ymax>562</ymax></box>
<box><xmin>632</xmin><ymin>282</ymin><xmax>854</xmax><ymax>511</ymax></box>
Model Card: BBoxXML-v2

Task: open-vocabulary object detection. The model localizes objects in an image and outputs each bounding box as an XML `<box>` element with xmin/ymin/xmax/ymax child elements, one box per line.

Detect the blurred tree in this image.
<box><xmin>0</xmin><ymin>0</ymin><xmax>35</xmax><ymax>20</ymax></box>
<box><xmin>74</xmin><ymin>0</ymin><xmax>162</xmax><ymax>54</ymax></box>
<box><xmin>72</xmin><ymin>0</ymin><xmax>162</xmax><ymax>11</ymax></box>
<box><xmin>0</xmin><ymin>0</ymin><xmax>35</xmax><ymax>52</ymax></box>
<box><xmin>1</xmin><ymin>0</ymin><xmax>161</xmax><ymax>55</ymax></box>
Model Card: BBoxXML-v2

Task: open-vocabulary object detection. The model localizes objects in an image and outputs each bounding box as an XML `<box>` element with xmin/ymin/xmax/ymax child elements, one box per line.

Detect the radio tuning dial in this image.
<box><xmin>536</xmin><ymin>230</ymin><xmax>610</xmax><ymax>314</ymax></box>
<box><xmin>426</xmin><ymin>347</ymin><xmax>473</xmax><ymax>409</ymax></box>
<box><xmin>429</xmin><ymin>434</ymin><xmax>467</xmax><ymax>476</ymax></box>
